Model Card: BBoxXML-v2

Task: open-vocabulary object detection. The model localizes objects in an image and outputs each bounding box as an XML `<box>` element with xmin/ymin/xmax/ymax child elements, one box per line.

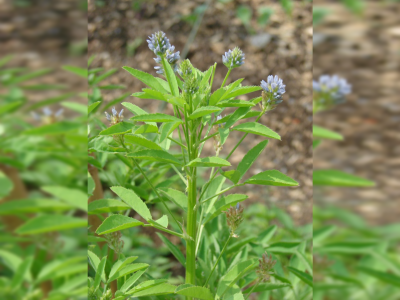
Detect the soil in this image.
<box><xmin>88</xmin><ymin>0</ymin><xmax>313</xmax><ymax>225</ymax></box>
<box><xmin>313</xmin><ymin>1</ymin><xmax>400</xmax><ymax>225</ymax></box>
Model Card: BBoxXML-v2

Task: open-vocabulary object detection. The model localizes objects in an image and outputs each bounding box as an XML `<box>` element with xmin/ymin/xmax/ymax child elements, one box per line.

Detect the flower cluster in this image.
<box><xmin>256</xmin><ymin>252</ymin><xmax>277</xmax><ymax>282</ymax></box>
<box><xmin>224</xmin><ymin>203</ymin><xmax>244</xmax><ymax>238</ymax></box>
<box><xmin>313</xmin><ymin>75</ymin><xmax>351</xmax><ymax>112</ymax></box>
<box><xmin>222</xmin><ymin>47</ymin><xmax>245</xmax><ymax>69</ymax></box>
<box><xmin>104</xmin><ymin>231</ymin><xmax>124</xmax><ymax>255</ymax></box>
<box><xmin>105</xmin><ymin>107</ymin><xmax>124</xmax><ymax>125</ymax></box>
<box><xmin>260</xmin><ymin>75</ymin><xmax>285</xmax><ymax>111</ymax></box>
<box><xmin>212</xmin><ymin>115</ymin><xmax>226</xmax><ymax>155</ymax></box>
<box><xmin>31</xmin><ymin>107</ymin><xmax>63</xmax><ymax>124</ymax></box>
<box><xmin>147</xmin><ymin>31</ymin><xmax>180</xmax><ymax>74</ymax></box>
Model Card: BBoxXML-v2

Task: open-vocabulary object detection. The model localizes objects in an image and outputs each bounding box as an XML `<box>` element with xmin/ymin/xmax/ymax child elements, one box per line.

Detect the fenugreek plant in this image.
<box><xmin>88</xmin><ymin>31</ymin><xmax>300</xmax><ymax>299</ymax></box>
<box><xmin>312</xmin><ymin>75</ymin><xmax>399</xmax><ymax>299</ymax></box>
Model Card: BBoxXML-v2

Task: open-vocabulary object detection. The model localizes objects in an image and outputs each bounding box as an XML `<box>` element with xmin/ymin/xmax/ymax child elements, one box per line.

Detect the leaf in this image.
<box><xmin>111</xmin><ymin>186</ymin><xmax>152</xmax><ymax>221</ymax></box>
<box><xmin>161</xmin><ymin>57</ymin><xmax>179</xmax><ymax>96</ymax></box>
<box><xmin>88</xmin><ymin>251</ymin><xmax>100</xmax><ymax>274</ymax></box>
<box><xmin>61</xmin><ymin>101</ymin><xmax>87</xmax><ymax>114</ymax></box>
<box><xmin>313</xmin><ymin>125</ymin><xmax>343</xmax><ymax>140</ymax></box>
<box><xmin>0</xmin><ymin>250</ymin><xmax>22</xmax><ymax>273</ymax></box>
<box><xmin>222</xmin><ymin>170</ymin><xmax>241</xmax><ymax>184</ymax></box>
<box><xmin>123</xmin><ymin>66</ymin><xmax>168</xmax><ymax>93</ymax></box>
<box><xmin>203</xmin><ymin>194</ymin><xmax>248</xmax><ymax>224</ymax></box>
<box><xmin>159</xmin><ymin>121</ymin><xmax>181</xmax><ymax>143</ymax></box>
<box><xmin>188</xmin><ymin>106</ymin><xmax>221</xmax><ymax>120</ymax></box>
<box><xmin>127</xmin><ymin>279</ymin><xmax>167</xmax><ymax>293</ymax></box>
<box><xmin>131</xmin><ymin>113</ymin><xmax>181</xmax><ymax>123</ymax></box>
<box><xmin>224</xmin><ymin>86</ymin><xmax>262</xmax><ymax>99</ymax></box>
<box><xmin>243</xmin><ymin>282</ymin><xmax>291</xmax><ymax>293</ymax></box>
<box><xmin>23</xmin><ymin>121</ymin><xmax>81</xmax><ymax>135</ymax></box>
<box><xmin>109</xmin><ymin>256</ymin><xmax>138</xmax><ymax>281</ymax></box>
<box><xmin>158</xmin><ymin>188</ymin><xmax>188</xmax><ymax>212</ymax></box>
<box><xmin>11</xmin><ymin>256</ymin><xmax>33</xmax><ymax>290</ymax></box>
<box><xmin>120</xmin><ymin>269</ymin><xmax>147</xmax><ymax>292</ymax></box>
<box><xmin>41</xmin><ymin>186</ymin><xmax>87</xmax><ymax>211</ymax></box>
<box><xmin>245</xmin><ymin>170</ymin><xmax>298</xmax><ymax>186</ymax></box>
<box><xmin>96</xmin><ymin>215</ymin><xmax>143</xmax><ymax>235</ymax></box>
<box><xmin>313</xmin><ymin>169</ymin><xmax>374</xmax><ymax>187</ymax></box>
<box><xmin>128</xmin><ymin>283</ymin><xmax>176</xmax><ymax>297</ymax></box>
<box><xmin>107</xmin><ymin>263</ymin><xmax>149</xmax><ymax>283</ymax></box>
<box><xmin>0</xmin><ymin>171</ymin><xmax>13</xmax><ymax>197</ymax></box>
<box><xmin>88</xmin><ymin>199</ymin><xmax>130</xmax><ymax>214</ymax></box>
<box><xmin>15</xmin><ymin>215</ymin><xmax>86</xmax><ymax>235</ymax></box>
<box><xmin>357</xmin><ymin>267</ymin><xmax>400</xmax><ymax>287</ymax></box>
<box><xmin>128</xmin><ymin>149</ymin><xmax>181</xmax><ymax>166</ymax></box>
<box><xmin>26</xmin><ymin>93</ymin><xmax>74</xmax><ymax>111</ymax></box>
<box><xmin>132</xmin><ymin>89</ymin><xmax>166</xmax><ymax>101</ymax></box>
<box><xmin>124</xmin><ymin>134</ymin><xmax>164</xmax><ymax>150</ymax></box>
<box><xmin>258</xmin><ymin>225</ymin><xmax>278</xmax><ymax>245</ymax></box>
<box><xmin>217</xmin><ymin>100</ymin><xmax>255</xmax><ymax>108</ymax></box>
<box><xmin>185</xmin><ymin>157</ymin><xmax>231</xmax><ymax>168</ymax></box>
<box><xmin>155</xmin><ymin>215</ymin><xmax>168</xmax><ymax>228</ymax></box>
<box><xmin>313</xmin><ymin>225</ymin><xmax>336</xmax><ymax>246</ymax></box>
<box><xmin>88</xmin><ymin>101</ymin><xmax>101</xmax><ymax>114</ymax></box>
<box><xmin>237</xmin><ymin>140</ymin><xmax>268</xmax><ymax>179</ymax></box>
<box><xmin>175</xmin><ymin>286</ymin><xmax>214</xmax><ymax>300</ymax></box>
<box><xmin>10</xmin><ymin>68</ymin><xmax>52</xmax><ymax>84</ymax></box>
<box><xmin>156</xmin><ymin>233</ymin><xmax>186</xmax><ymax>267</ymax></box>
<box><xmin>232</xmin><ymin>122</ymin><xmax>281</xmax><ymax>140</ymax></box>
<box><xmin>133</xmin><ymin>124</ymin><xmax>159</xmax><ymax>134</ymax></box>
<box><xmin>266</xmin><ymin>242</ymin><xmax>300</xmax><ymax>253</ymax></box>
<box><xmin>94</xmin><ymin>257</ymin><xmax>107</xmax><ymax>291</ymax></box>
<box><xmin>62</xmin><ymin>65</ymin><xmax>88</xmax><ymax>78</ymax></box>
<box><xmin>316</xmin><ymin>241</ymin><xmax>378</xmax><ymax>254</ymax></box>
<box><xmin>216</xmin><ymin>259</ymin><xmax>258</xmax><ymax>297</ymax></box>
<box><xmin>218</xmin><ymin>127</ymin><xmax>230</xmax><ymax>146</ymax></box>
<box><xmin>0</xmin><ymin>199</ymin><xmax>72</xmax><ymax>215</ymax></box>
<box><xmin>99</xmin><ymin>121</ymin><xmax>135</xmax><ymax>136</ymax></box>
<box><xmin>93</xmin><ymin>69</ymin><xmax>118</xmax><ymax>85</ymax></box>
<box><xmin>287</xmin><ymin>267</ymin><xmax>313</xmax><ymax>287</ymax></box>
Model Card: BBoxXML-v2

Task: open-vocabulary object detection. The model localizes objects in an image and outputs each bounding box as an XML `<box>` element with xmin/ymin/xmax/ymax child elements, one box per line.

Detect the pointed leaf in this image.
<box><xmin>232</xmin><ymin>122</ymin><xmax>280</xmax><ymax>140</ymax></box>
<box><xmin>156</xmin><ymin>233</ymin><xmax>185</xmax><ymax>267</ymax></box>
<box><xmin>41</xmin><ymin>186</ymin><xmax>87</xmax><ymax>211</ymax></box>
<box><xmin>107</xmin><ymin>263</ymin><xmax>149</xmax><ymax>283</ymax></box>
<box><xmin>161</xmin><ymin>58</ymin><xmax>179</xmax><ymax>96</ymax></box>
<box><xmin>128</xmin><ymin>283</ymin><xmax>176</xmax><ymax>297</ymax></box>
<box><xmin>109</xmin><ymin>256</ymin><xmax>138</xmax><ymax>280</ymax></box>
<box><xmin>158</xmin><ymin>188</ymin><xmax>188</xmax><ymax>212</ymax></box>
<box><xmin>313</xmin><ymin>169</ymin><xmax>374</xmax><ymax>187</ymax></box>
<box><xmin>123</xmin><ymin>66</ymin><xmax>168</xmax><ymax>93</ymax></box>
<box><xmin>243</xmin><ymin>282</ymin><xmax>291</xmax><ymax>293</ymax></box>
<box><xmin>357</xmin><ymin>267</ymin><xmax>400</xmax><ymax>287</ymax></box>
<box><xmin>94</xmin><ymin>257</ymin><xmax>107</xmax><ymax>291</ymax></box>
<box><xmin>124</xmin><ymin>134</ymin><xmax>164</xmax><ymax>150</ymax></box>
<box><xmin>11</xmin><ymin>256</ymin><xmax>33</xmax><ymax>290</ymax></box>
<box><xmin>120</xmin><ymin>269</ymin><xmax>147</xmax><ymax>293</ymax></box>
<box><xmin>222</xmin><ymin>170</ymin><xmax>241</xmax><ymax>184</ymax></box>
<box><xmin>188</xmin><ymin>106</ymin><xmax>221</xmax><ymax>120</ymax></box>
<box><xmin>313</xmin><ymin>125</ymin><xmax>343</xmax><ymax>140</ymax></box>
<box><xmin>185</xmin><ymin>157</ymin><xmax>231</xmax><ymax>168</ymax></box>
<box><xmin>15</xmin><ymin>215</ymin><xmax>86</xmax><ymax>235</ymax></box>
<box><xmin>96</xmin><ymin>215</ymin><xmax>143</xmax><ymax>235</ymax></box>
<box><xmin>287</xmin><ymin>267</ymin><xmax>313</xmax><ymax>287</ymax></box>
<box><xmin>111</xmin><ymin>186</ymin><xmax>152</xmax><ymax>220</ymax></box>
<box><xmin>175</xmin><ymin>286</ymin><xmax>214</xmax><ymax>300</ymax></box>
<box><xmin>131</xmin><ymin>113</ymin><xmax>181</xmax><ymax>123</ymax></box>
<box><xmin>128</xmin><ymin>149</ymin><xmax>181</xmax><ymax>166</ymax></box>
<box><xmin>217</xmin><ymin>100</ymin><xmax>255</xmax><ymax>108</ymax></box>
<box><xmin>159</xmin><ymin>121</ymin><xmax>181</xmax><ymax>142</ymax></box>
<box><xmin>245</xmin><ymin>170</ymin><xmax>298</xmax><ymax>186</ymax></box>
<box><xmin>99</xmin><ymin>121</ymin><xmax>135</xmax><ymax>136</ymax></box>
<box><xmin>224</xmin><ymin>86</ymin><xmax>262</xmax><ymax>99</ymax></box>
<box><xmin>88</xmin><ymin>199</ymin><xmax>130</xmax><ymax>215</ymax></box>
<box><xmin>0</xmin><ymin>199</ymin><xmax>72</xmax><ymax>214</ymax></box>
<box><xmin>237</xmin><ymin>140</ymin><xmax>268</xmax><ymax>179</ymax></box>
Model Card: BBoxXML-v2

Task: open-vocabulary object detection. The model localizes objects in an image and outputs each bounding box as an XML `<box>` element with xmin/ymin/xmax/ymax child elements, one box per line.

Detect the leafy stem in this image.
<box><xmin>221</xmin><ymin>68</ymin><xmax>232</xmax><ymax>88</ymax></box>
<box><xmin>143</xmin><ymin>223</ymin><xmax>183</xmax><ymax>238</ymax></box>
<box><xmin>204</xmin><ymin>235</ymin><xmax>232</xmax><ymax>287</ymax></box>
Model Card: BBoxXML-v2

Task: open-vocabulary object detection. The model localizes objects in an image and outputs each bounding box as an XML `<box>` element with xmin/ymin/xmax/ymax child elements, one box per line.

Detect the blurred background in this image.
<box><xmin>88</xmin><ymin>0</ymin><xmax>313</xmax><ymax>225</ymax></box>
<box><xmin>313</xmin><ymin>0</ymin><xmax>400</xmax><ymax>225</ymax></box>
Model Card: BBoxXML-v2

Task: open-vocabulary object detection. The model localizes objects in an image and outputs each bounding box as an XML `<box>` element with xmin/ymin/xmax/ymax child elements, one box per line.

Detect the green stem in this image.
<box><xmin>244</xmin><ymin>281</ymin><xmax>260</xmax><ymax>300</ymax></box>
<box><xmin>167</xmin><ymin>136</ymin><xmax>187</xmax><ymax>149</ymax></box>
<box><xmin>170</xmin><ymin>164</ymin><xmax>187</xmax><ymax>186</ymax></box>
<box><xmin>143</xmin><ymin>224</ymin><xmax>183</xmax><ymax>238</ymax></box>
<box><xmin>204</xmin><ymin>235</ymin><xmax>232</xmax><ymax>287</ymax></box>
<box><xmin>221</xmin><ymin>69</ymin><xmax>232</xmax><ymax>88</ymax></box>
<box><xmin>198</xmin><ymin>184</ymin><xmax>243</xmax><ymax>207</ymax></box>
<box><xmin>199</xmin><ymin>131</ymin><xmax>219</xmax><ymax>144</ymax></box>
<box><xmin>186</xmin><ymin>167</ymin><xmax>197</xmax><ymax>291</ymax></box>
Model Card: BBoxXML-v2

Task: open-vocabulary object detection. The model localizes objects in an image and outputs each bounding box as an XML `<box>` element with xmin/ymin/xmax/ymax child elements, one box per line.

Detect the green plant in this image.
<box><xmin>87</xmin><ymin>31</ymin><xmax>306</xmax><ymax>299</ymax></box>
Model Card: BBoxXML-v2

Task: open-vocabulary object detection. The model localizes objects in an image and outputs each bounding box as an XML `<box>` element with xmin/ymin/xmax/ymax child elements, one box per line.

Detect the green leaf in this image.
<box><xmin>88</xmin><ymin>251</ymin><xmax>100</xmax><ymax>273</ymax></box>
<box><xmin>217</xmin><ymin>100</ymin><xmax>255</xmax><ymax>108</ymax></box>
<box><xmin>357</xmin><ymin>267</ymin><xmax>400</xmax><ymax>287</ymax></box>
<box><xmin>131</xmin><ymin>113</ymin><xmax>181</xmax><ymax>123</ymax></box>
<box><xmin>107</xmin><ymin>263</ymin><xmax>149</xmax><ymax>283</ymax></box>
<box><xmin>126</xmin><ymin>279</ymin><xmax>167</xmax><ymax>294</ymax></box>
<box><xmin>23</xmin><ymin>121</ymin><xmax>81</xmax><ymax>135</ymax></box>
<box><xmin>224</xmin><ymin>86</ymin><xmax>262</xmax><ymax>99</ymax></box>
<box><xmin>109</xmin><ymin>256</ymin><xmax>138</xmax><ymax>281</ymax></box>
<box><xmin>128</xmin><ymin>283</ymin><xmax>176</xmax><ymax>297</ymax></box>
<box><xmin>124</xmin><ymin>134</ymin><xmax>164</xmax><ymax>150</ymax></box>
<box><xmin>185</xmin><ymin>157</ymin><xmax>231</xmax><ymax>168</ymax></box>
<box><xmin>120</xmin><ymin>269</ymin><xmax>147</xmax><ymax>293</ymax></box>
<box><xmin>161</xmin><ymin>58</ymin><xmax>179</xmax><ymax>96</ymax></box>
<box><xmin>313</xmin><ymin>225</ymin><xmax>336</xmax><ymax>246</ymax></box>
<box><xmin>62</xmin><ymin>65</ymin><xmax>88</xmax><ymax>78</ymax></box>
<box><xmin>287</xmin><ymin>267</ymin><xmax>313</xmax><ymax>287</ymax></box>
<box><xmin>0</xmin><ymin>250</ymin><xmax>22</xmax><ymax>273</ymax></box>
<box><xmin>158</xmin><ymin>188</ymin><xmax>188</xmax><ymax>212</ymax></box>
<box><xmin>316</xmin><ymin>241</ymin><xmax>378</xmax><ymax>254</ymax></box>
<box><xmin>26</xmin><ymin>93</ymin><xmax>74</xmax><ymax>111</ymax></box>
<box><xmin>128</xmin><ymin>149</ymin><xmax>181</xmax><ymax>166</ymax></box>
<box><xmin>175</xmin><ymin>285</ymin><xmax>214</xmax><ymax>300</ymax></box>
<box><xmin>243</xmin><ymin>282</ymin><xmax>291</xmax><ymax>293</ymax></box>
<box><xmin>111</xmin><ymin>186</ymin><xmax>152</xmax><ymax>220</ymax></box>
<box><xmin>61</xmin><ymin>101</ymin><xmax>87</xmax><ymax>114</ymax></box>
<box><xmin>156</xmin><ymin>233</ymin><xmax>186</xmax><ymax>267</ymax></box>
<box><xmin>134</xmin><ymin>124</ymin><xmax>159</xmax><ymax>134</ymax></box>
<box><xmin>258</xmin><ymin>225</ymin><xmax>278</xmax><ymax>245</ymax></box>
<box><xmin>203</xmin><ymin>194</ymin><xmax>248</xmax><ymax>224</ymax></box>
<box><xmin>218</xmin><ymin>127</ymin><xmax>230</xmax><ymax>146</ymax></box>
<box><xmin>245</xmin><ymin>170</ymin><xmax>298</xmax><ymax>186</ymax></box>
<box><xmin>0</xmin><ymin>199</ymin><xmax>72</xmax><ymax>215</ymax></box>
<box><xmin>159</xmin><ymin>121</ymin><xmax>181</xmax><ymax>143</ymax></box>
<box><xmin>93</xmin><ymin>69</ymin><xmax>118</xmax><ymax>85</ymax></box>
<box><xmin>11</xmin><ymin>256</ymin><xmax>33</xmax><ymax>290</ymax></box>
<box><xmin>15</xmin><ymin>215</ymin><xmax>86</xmax><ymax>235</ymax></box>
<box><xmin>94</xmin><ymin>257</ymin><xmax>107</xmax><ymax>291</ymax></box>
<box><xmin>41</xmin><ymin>186</ymin><xmax>87</xmax><ymax>211</ymax></box>
<box><xmin>188</xmin><ymin>106</ymin><xmax>221</xmax><ymax>120</ymax></box>
<box><xmin>313</xmin><ymin>125</ymin><xmax>343</xmax><ymax>140</ymax></box>
<box><xmin>121</xmin><ymin>102</ymin><xmax>153</xmax><ymax>124</ymax></box>
<box><xmin>122</xmin><ymin>66</ymin><xmax>168</xmax><ymax>93</ymax></box>
<box><xmin>232</xmin><ymin>122</ymin><xmax>281</xmax><ymax>140</ymax></box>
<box><xmin>132</xmin><ymin>89</ymin><xmax>166</xmax><ymax>101</ymax></box>
<box><xmin>237</xmin><ymin>140</ymin><xmax>268</xmax><ymax>179</ymax></box>
<box><xmin>88</xmin><ymin>199</ymin><xmax>130</xmax><ymax>215</ymax></box>
<box><xmin>313</xmin><ymin>169</ymin><xmax>374</xmax><ymax>187</ymax></box>
<box><xmin>99</xmin><ymin>121</ymin><xmax>135</xmax><ymax>136</ymax></box>
<box><xmin>88</xmin><ymin>101</ymin><xmax>101</xmax><ymax>114</ymax></box>
<box><xmin>96</xmin><ymin>215</ymin><xmax>143</xmax><ymax>235</ymax></box>
<box><xmin>0</xmin><ymin>171</ymin><xmax>13</xmax><ymax>198</ymax></box>
<box><xmin>216</xmin><ymin>259</ymin><xmax>258</xmax><ymax>297</ymax></box>
<box><xmin>222</xmin><ymin>170</ymin><xmax>241</xmax><ymax>184</ymax></box>
<box><xmin>266</xmin><ymin>242</ymin><xmax>300</xmax><ymax>253</ymax></box>
<box><xmin>10</xmin><ymin>68</ymin><xmax>52</xmax><ymax>84</ymax></box>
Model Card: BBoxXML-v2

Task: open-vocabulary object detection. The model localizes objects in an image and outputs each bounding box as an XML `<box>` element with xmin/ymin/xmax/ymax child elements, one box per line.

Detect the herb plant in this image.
<box><xmin>88</xmin><ymin>31</ymin><xmax>304</xmax><ymax>299</ymax></box>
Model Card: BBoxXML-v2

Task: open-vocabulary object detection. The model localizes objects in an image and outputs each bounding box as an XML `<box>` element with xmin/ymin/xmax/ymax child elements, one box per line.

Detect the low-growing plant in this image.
<box><xmin>87</xmin><ymin>31</ymin><xmax>310</xmax><ymax>299</ymax></box>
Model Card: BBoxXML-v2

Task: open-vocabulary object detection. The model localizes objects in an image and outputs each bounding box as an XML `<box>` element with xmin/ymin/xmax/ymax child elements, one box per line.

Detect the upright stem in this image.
<box><xmin>186</xmin><ymin>166</ymin><xmax>197</xmax><ymax>294</ymax></box>
<box><xmin>221</xmin><ymin>69</ymin><xmax>231</xmax><ymax>88</ymax></box>
<box><xmin>204</xmin><ymin>235</ymin><xmax>232</xmax><ymax>287</ymax></box>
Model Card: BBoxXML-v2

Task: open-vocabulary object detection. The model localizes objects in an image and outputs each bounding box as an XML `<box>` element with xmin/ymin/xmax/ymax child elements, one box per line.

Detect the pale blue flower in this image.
<box><xmin>222</xmin><ymin>47</ymin><xmax>245</xmax><ymax>69</ymax></box>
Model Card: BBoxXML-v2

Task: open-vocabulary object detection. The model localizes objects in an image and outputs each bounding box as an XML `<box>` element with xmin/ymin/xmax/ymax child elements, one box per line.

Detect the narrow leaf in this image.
<box><xmin>245</xmin><ymin>170</ymin><xmax>298</xmax><ymax>186</ymax></box>
<box><xmin>96</xmin><ymin>215</ymin><xmax>143</xmax><ymax>235</ymax></box>
<box><xmin>185</xmin><ymin>157</ymin><xmax>231</xmax><ymax>168</ymax></box>
<box><xmin>111</xmin><ymin>186</ymin><xmax>152</xmax><ymax>221</ymax></box>
<box><xmin>232</xmin><ymin>122</ymin><xmax>281</xmax><ymax>140</ymax></box>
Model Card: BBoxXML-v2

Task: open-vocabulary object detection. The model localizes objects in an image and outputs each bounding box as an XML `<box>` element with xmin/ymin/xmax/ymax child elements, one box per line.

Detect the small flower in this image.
<box><xmin>154</xmin><ymin>45</ymin><xmax>180</xmax><ymax>74</ymax></box>
<box><xmin>147</xmin><ymin>31</ymin><xmax>170</xmax><ymax>56</ymax></box>
<box><xmin>256</xmin><ymin>252</ymin><xmax>277</xmax><ymax>282</ymax></box>
<box><xmin>313</xmin><ymin>75</ymin><xmax>351</xmax><ymax>111</ymax></box>
<box><xmin>105</xmin><ymin>107</ymin><xmax>124</xmax><ymax>125</ymax></box>
<box><xmin>222</xmin><ymin>47</ymin><xmax>245</xmax><ymax>69</ymax></box>
<box><xmin>260</xmin><ymin>75</ymin><xmax>285</xmax><ymax>111</ymax></box>
<box><xmin>224</xmin><ymin>204</ymin><xmax>244</xmax><ymax>238</ymax></box>
<box><xmin>178</xmin><ymin>59</ymin><xmax>193</xmax><ymax>79</ymax></box>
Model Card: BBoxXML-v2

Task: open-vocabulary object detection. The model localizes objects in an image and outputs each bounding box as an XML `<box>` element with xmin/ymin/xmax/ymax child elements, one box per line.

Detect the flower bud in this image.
<box><xmin>256</xmin><ymin>252</ymin><xmax>277</xmax><ymax>282</ymax></box>
<box><xmin>147</xmin><ymin>31</ymin><xmax>170</xmax><ymax>56</ymax></box>
<box><xmin>313</xmin><ymin>75</ymin><xmax>351</xmax><ymax>112</ymax></box>
<box><xmin>260</xmin><ymin>75</ymin><xmax>285</xmax><ymax>111</ymax></box>
<box><xmin>224</xmin><ymin>203</ymin><xmax>244</xmax><ymax>238</ymax></box>
<box><xmin>222</xmin><ymin>47</ymin><xmax>245</xmax><ymax>69</ymax></box>
<box><xmin>105</xmin><ymin>107</ymin><xmax>124</xmax><ymax>125</ymax></box>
